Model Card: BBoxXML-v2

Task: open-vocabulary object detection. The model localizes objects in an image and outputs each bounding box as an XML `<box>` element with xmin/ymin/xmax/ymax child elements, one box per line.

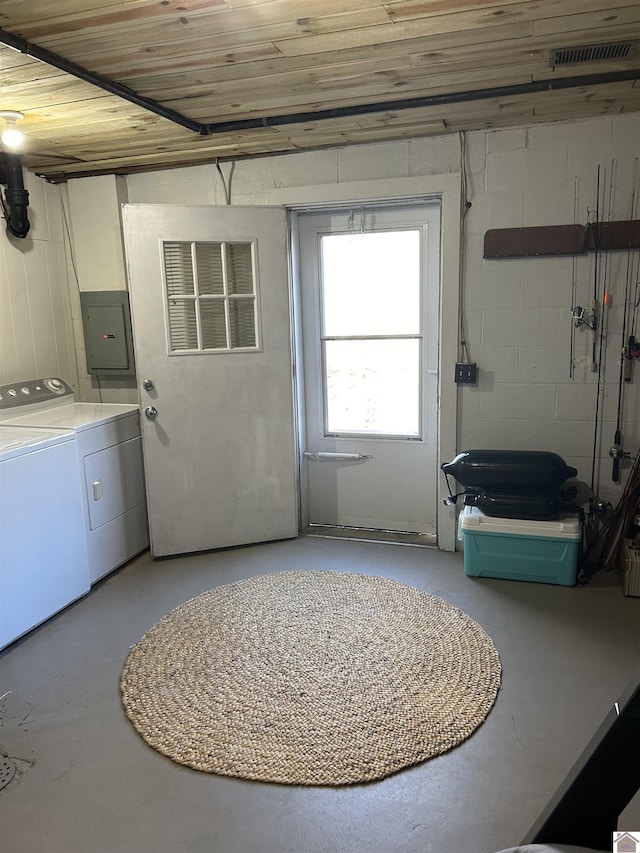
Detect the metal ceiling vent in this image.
<box><xmin>550</xmin><ymin>41</ymin><xmax>637</xmax><ymax>67</ymax></box>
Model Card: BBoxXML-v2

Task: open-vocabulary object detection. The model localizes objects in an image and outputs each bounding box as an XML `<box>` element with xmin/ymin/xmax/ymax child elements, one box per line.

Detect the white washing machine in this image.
<box><xmin>0</xmin><ymin>424</ymin><xmax>91</xmax><ymax>650</ymax></box>
<box><xmin>0</xmin><ymin>378</ymin><xmax>149</xmax><ymax>585</ymax></box>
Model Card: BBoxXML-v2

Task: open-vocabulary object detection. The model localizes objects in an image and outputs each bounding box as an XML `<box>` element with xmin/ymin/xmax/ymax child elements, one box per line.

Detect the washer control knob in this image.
<box><xmin>144</xmin><ymin>406</ymin><xmax>158</xmax><ymax>420</ymax></box>
<box><xmin>44</xmin><ymin>378</ymin><xmax>66</xmax><ymax>394</ymax></box>
<box><xmin>143</xmin><ymin>379</ymin><xmax>155</xmax><ymax>392</ymax></box>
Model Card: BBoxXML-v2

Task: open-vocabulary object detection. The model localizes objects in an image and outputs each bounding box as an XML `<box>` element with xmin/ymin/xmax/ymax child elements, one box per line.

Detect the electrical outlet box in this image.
<box><xmin>455</xmin><ymin>362</ymin><xmax>478</xmax><ymax>385</ymax></box>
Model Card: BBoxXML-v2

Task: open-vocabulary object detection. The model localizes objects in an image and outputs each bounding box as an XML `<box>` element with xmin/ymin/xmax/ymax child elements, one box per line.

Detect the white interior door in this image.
<box><xmin>123</xmin><ymin>204</ymin><xmax>297</xmax><ymax>558</ymax></box>
<box><xmin>297</xmin><ymin>202</ymin><xmax>440</xmax><ymax>536</ymax></box>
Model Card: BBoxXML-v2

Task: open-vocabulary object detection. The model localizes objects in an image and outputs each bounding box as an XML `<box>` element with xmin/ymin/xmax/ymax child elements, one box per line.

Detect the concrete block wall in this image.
<box><xmin>125</xmin><ymin>133</ymin><xmax>460</xmax><ymax>206</ymax></box>
<box><xmin>127</xmin><ymin>111</ymin><xmax>639</xmax><ymax>507</ymax></box>
<box><xmin>461</xmin><ymin>113</ymin><xmax>640</xmax><ymax>506</ymax></box>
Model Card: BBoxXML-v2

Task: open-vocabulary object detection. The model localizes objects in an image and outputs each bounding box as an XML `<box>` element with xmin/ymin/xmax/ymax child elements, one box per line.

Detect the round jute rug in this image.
<box><xmin>120</xmin><ymin>570</ymin><xmax>501</xmax><ymax>785</ymax></box>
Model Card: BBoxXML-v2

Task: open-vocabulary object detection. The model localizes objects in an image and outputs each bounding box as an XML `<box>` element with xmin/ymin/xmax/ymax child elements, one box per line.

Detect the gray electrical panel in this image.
<box><xmin>80</xmin><ymin>290</ymin><xmax>136</xmax><ymax>376</ymax></box>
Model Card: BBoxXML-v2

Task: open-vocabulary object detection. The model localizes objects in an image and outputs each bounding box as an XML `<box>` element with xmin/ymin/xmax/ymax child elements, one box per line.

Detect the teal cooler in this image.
<box><xmin>459</xmin><ymin>506</ymin><xmax>581</xmax><ymax>586</ymax></box>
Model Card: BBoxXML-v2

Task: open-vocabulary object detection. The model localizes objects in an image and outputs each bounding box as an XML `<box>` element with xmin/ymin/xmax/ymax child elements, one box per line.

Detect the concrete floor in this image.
<box><xmin>1</xmin><ymin>535</ymin><xmax>639</xmax><ymax>853</ymax></box>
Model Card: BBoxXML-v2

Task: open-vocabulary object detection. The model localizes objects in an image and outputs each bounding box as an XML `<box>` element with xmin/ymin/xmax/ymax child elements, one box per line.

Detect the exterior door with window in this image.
<box><xmin>123</xmin><ymin>204</ymin><xmax>297</xmax><ymax>558</ymax></box>
<box><xmin>298</xmin><ymin>203</ymin><xmax>440</xmax><ymax>536</ymax></box>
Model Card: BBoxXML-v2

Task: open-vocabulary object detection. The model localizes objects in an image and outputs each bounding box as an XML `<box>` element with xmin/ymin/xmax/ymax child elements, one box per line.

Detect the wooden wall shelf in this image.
<box><xmin>484</xmin><ymin>220</ymin><xmax>640</xmax><ymax>259</ymax></box>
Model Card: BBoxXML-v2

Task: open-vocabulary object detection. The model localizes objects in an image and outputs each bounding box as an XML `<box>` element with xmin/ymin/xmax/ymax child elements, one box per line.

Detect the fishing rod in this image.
<box><xmin>573</xmin><ymin>168</ymin><xmax>604</xmax><ymax>366</ymax></box>
<box><xmin>569</xmin><ymin>177</ymin><xmax>578</xmax><ymax>380</ymax></box>
<box><xmin>632</xmin><ymin>226</ymin><xmax>640</xmax><ymax>339</ymax></box>
<box><xmin>583</xmin><ymin>447</ymin><xmax>640</xmax><ymax>572</ymax></box>
<box><xmin>589</xmin><ymin>164</ymin><xmax>607</xmax><ymax>497</ymax></box>
<box><xmin>610</xmin><ymin>158</ymin><xmax>639</xmax><ymax>482</ymax></box>
<box><xmin>591</xmin><ymin>165</ymin><xmax>601</xmax><ymax>374</ymax></box>
<box><xmin>590</xmin><ymin>162</ymin><xmax>615</xmax><ymax>501</ymax></box>
<box><xmin>626</xmin><ymin>198</ymin><xmax>640</xmax><ymax>378</ymax></box>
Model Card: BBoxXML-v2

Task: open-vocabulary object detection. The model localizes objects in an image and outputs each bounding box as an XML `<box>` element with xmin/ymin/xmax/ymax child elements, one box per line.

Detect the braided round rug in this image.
<box><xmin>121</xmin><ymin>570</ymin><xmax>501</xmax><ymax>785</ymax></box>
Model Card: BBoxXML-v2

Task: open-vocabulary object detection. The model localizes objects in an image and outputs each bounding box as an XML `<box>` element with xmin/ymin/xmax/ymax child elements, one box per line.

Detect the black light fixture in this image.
<box><xmin>0</xmin><ymin>109</ymin><xmax>30</xmax><ymax>239</ymax></box>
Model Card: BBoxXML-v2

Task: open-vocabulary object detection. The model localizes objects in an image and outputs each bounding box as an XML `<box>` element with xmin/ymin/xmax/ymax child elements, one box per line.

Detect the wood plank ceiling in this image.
<box><xmin>0</xmin><ymin>0</ymin><xmax>639</xmax><ymax>180</ymax></box>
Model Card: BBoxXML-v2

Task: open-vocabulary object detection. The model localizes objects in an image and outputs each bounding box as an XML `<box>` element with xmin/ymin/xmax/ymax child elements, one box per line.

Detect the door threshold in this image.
<box><xmin>301</xmin><ymin>525</ymin><xmax>436</xmax><ymax>548</ymax></box>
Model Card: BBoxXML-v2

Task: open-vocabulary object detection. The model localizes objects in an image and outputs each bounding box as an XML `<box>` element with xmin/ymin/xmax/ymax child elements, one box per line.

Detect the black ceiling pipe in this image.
<box><xmin>0</xmin><ymin>27</ymin><xmax>202</xmax><ymax>134</ymax></box>
<box><xmin>200</xmin><ymin>68</ymin><xmax>640</xmax><ymax>134</ymax></box>
<box><xmin>0</xmin><ymin>152</ymin><xmax>31</xmax><ymax>238</ymax></box>
<box><xmin>1</xmin><ymin>25</ymin><xmax>639</xmax><ymax>144</ymax></box>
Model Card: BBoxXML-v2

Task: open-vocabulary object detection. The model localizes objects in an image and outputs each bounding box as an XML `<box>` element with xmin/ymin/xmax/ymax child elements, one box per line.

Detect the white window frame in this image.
<box><xmin>267</xmin><ymin>173</ymin><xmax>461</xmax><ymax>552</ymax></box>
<box><xmin>161</xmin><ymin>239</ymin><xmax>260</xmax><ymax>355</ymax></box>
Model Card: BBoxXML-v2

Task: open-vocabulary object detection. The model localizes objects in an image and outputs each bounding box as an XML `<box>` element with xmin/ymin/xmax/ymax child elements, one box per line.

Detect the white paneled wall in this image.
<box><xmin>66</xmin><ymin>174</ymin><xmax>138</xmax><ymax>403</ymax></box>
<box><xmin>67</xmin><ymin>174</ymin><xmax>129</xmax><ymax>292</ymax></box>
<box><xmin>0</xmin><ymin>174</ymin><xmax>77</xmax><ymax>389</ymax></box>
<box><xmin>127</xmin><ymin>112</ymin><xmax>639</xmax><ymax>507</ymax></box>
<box><xmin>0</xmin><ymin>172</ymin><xmax>137</xmax><ymax>403</ymax></box>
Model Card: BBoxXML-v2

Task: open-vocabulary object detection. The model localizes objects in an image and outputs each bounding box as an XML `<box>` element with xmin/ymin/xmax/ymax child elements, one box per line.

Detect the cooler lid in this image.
<box><xmin>459</xmin><ymin>506</ymin><xmax>582</xmax><ymax>539</ymax></box>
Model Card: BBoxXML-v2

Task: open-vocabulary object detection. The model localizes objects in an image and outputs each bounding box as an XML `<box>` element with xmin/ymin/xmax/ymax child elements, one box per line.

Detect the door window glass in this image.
<box><xmin>325</xmin><ymin>339</ymin><xmax>420</xmax><ymax>435</ymax></box>
<box><xmin>320</xmin><ymin>229</ymin><xmax>422</xmax><ymax>437</ymax></box>
<box><xmin>322</xmin><ymin>231</ymin><xmax>420</xmax><ymax>336</ymax></box>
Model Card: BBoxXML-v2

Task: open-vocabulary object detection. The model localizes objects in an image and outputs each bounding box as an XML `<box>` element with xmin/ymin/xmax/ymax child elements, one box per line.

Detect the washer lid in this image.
<box><xmin>0</xmin><ymin>425</ymin><xmax>74</xmax><ymax>459</ymax></box>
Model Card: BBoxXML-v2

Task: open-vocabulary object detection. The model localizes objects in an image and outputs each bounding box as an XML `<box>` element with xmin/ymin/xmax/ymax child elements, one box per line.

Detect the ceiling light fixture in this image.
<box><xmin>0</xmin><ymin>110</ymin><xmax>25</xmax><ymax>149</ymax></box>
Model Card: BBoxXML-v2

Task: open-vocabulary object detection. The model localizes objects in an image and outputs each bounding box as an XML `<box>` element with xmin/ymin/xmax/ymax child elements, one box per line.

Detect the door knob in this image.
<box><xmin>143</xmin><ymin>379</ymin><xmax>155</xmax><ymax>392</ymax></box>
<box><xmin>144</xmin><ymin>406</ymin><xmax>158</xmax><ymax>420</ymax></box>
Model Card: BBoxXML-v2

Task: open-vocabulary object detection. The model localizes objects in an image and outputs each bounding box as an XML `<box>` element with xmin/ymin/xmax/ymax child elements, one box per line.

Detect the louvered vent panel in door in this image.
<box><xmin>227</xmin><ymin>243</ymin><xmax>257</xmax><ymax>347</ymax></box>
<box><xmin>196</xmin><ymin>242</ymin><xmax>227</xmax><ymax>348</ymax></box>
<box><xmin>162</xmin><ymin>240</ymin><xmax>259</xmax><ymax>353</ymax></box>
<box><xmin>227</xmin><ymin>244</ymin><xmax>254</xmax><ymax>294</ymax></box>
<box><xmin>201</xmin><ymin>301</ymin><xmax>228</xmax><ymax>349</ymax></box>
<box><xmin>164</xmin><ymin>242</ymin><xmax>198</xmax><ymax>351</ymax></box>
<box><xmin>195</xmin><ymin>243</ymin><xmax>224</xmax><ymax>294</ymax></box>
<box><xmin>229</xmin><ymin>300</ymin><xmax>256</xmax><ymax>348</ymax></box>
<box><xmin>163</xmin><ymin>242</ymin><xmax>194</xmax><ymax>295</ymax></box>
<box><xmin>167</xmin><ymin>301</ymin><xmax>198</xmax><ymax>351</ymax></box>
